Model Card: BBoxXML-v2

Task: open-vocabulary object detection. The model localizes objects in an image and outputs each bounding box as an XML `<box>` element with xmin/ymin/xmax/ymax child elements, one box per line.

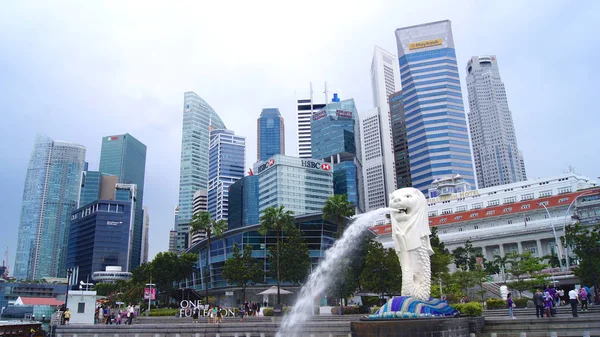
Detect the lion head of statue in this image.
<box><xmin>389</xmin><ymin>187</ymin><xmax>428</xmax><ymax>224</ymax></box>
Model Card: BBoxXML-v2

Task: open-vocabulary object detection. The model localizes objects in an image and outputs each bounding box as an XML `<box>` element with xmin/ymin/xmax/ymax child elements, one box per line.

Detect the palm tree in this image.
<box><xmin>258</xmin><ymin>205</ymin><xmax>295</xmax><ymax>305</ymax></box>
<box><xmin>189</xmin><ymin>211</ymin><xmax>228</xmax><ymax>302</ymax></box>
<box><xmin>322</xmin><ymin>194</ymin><xmax>355</xmax><ymax>238</ymax></box>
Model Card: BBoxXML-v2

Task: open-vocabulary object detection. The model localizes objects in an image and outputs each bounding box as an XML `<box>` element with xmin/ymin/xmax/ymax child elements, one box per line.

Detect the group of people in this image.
<box><xmin>96</xmin><ymin>304</ymin><xmax>136</xmax><ymax>325</ymax></box>
<box><xmin>192</xmin><ymin>305</ymin><xmax>224</xmax><ymax>324</ymax></box>
<box><xmin>512</xmin><ymin>286</ymin><xmax>595</xmax><ymax>319</ymax></box>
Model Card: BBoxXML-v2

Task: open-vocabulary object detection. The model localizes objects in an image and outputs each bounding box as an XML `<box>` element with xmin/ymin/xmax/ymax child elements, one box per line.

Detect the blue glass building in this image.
<box><xmin>14</xmin><ymin>134</ymin><xmax>86</xmax><ymax>280</ymax></box>
<box><xmin>66</xmin><ymin>200</ymin><xmax>132</xmax><ymax>282</ymax></box>
<box><xmin>311</xmin><ymin>97</ymin><xmax>364</xmax><ymax>212</ymax></box>
<box><xmin>208</xmin><ymin>129</ymin><xmax>245</xmax><ymax>221</ymax></box>
<box><xmin>177</xmin><ymin>92</ymin><xmax>227</xmax><ymax>251</ymax></box>
<box><xmin>257</xmin><ymin>108</ymin><xmax>285</xmax><ymax>161</ymax></box>
<box><xmin>99</xmin><ymin>133</ymin><xmax>146</xmax><ymax>270</ymax></box>
<box><xmin>78</xmin><ymin>171</ymin><xmax>118</xmax><ymax>207</ymax></box>
<box><xmin>228</xmin><ymin>175</ymin><xmax>259</xmax><ymax>230</ymax></box>
<box><xmin>395</xmin><ymin>20</ymin><xmax>475</xmax><ymax>193</ymax></box>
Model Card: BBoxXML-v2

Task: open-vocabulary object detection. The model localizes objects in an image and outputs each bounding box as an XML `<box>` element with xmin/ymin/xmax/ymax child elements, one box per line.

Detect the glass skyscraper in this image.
<box><xmin>14</xmin><ymin>134</ymin><xmax>86</xmax><ymax>280</ymax></box>
<box><xmin>99</xmin><ymin>133</ymin><xmax>146</xmax><ymax>270</ymax></box>
<box><xmin>208</xmin><ymin>129</ymin><xmax>245</xmax><ymax>221</ymax></box>
<box><xmin>389</xmin><ymin>91</ymin><xmax>412</xmax><ymax>188</ymax></box>
<box><xmin>395</xmin><ymin>20</ymin><xmax>475</xmax><ymax>193</ymax></box>
<box><xmin>311</xmin><ymin>97</ymin><xmax>364</xmax><ymax>212</ymax></box>
<box><xmin>228</xmin><ymin>175</ymin><xmax>259</xmax><ymax>230</ymax></box>
<box><xmin>257</xmin><ymin>108</ymin><xmax>285</xmax><ymax>162</ymax></box>
<box><xmin>177</xmin><ymin>92</ymin><xmax>226</xmax><ymax>250</ymax></box>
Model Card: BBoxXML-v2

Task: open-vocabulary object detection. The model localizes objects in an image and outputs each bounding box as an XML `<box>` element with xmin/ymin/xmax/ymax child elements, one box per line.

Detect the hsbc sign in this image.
<box><xmin>301</xmin><ymin>160</ymin><xmax>332</xmax><ymax>171</ymax></box>
<box><xmin>257</xmin><ymin>158</ymin><xmax>275</xmax><ymax>174</ymax></box>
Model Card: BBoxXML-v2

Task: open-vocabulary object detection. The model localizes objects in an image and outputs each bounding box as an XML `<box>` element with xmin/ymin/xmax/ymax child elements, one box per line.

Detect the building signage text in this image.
<box><xmin>428</xmin><ymin>190</ymin><xmax>480</xmax><ymax>203</ymax></box>
<box><xmin>179</xmin><ymin>300</ymin><xmax>235</xmax><ymax>317</ymax></box>
<box><xmin>335</xmin><ymin>110</ymin><xmax>353</xmax><ymax>119</ymax></box>
<box><xmin>312</xmin><ymin>110</ymin><xmax>327</xmax><ymax>121</ymax></box>
<box><xmin>107</xmin><ymin>221</ymin><xmax>122</xmax><ymax>226</ymax></box>
<box><xmin>301</xmin><ymin>160</ymin><xmax>331</xmax><ymax>171</ymax></box>
<box><xmin>257</xmin><ymin>158</ymin><xmax>275</xmax><ymax>174</ymax></box>
<box><xmin>408</xmin><ymin>38</ymin><xmax>443</xmax><ymax>50</ymax></box>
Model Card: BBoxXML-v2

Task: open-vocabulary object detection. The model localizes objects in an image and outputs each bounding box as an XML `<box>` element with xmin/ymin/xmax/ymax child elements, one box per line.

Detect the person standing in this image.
<box><xmin>63</xmin><ymin>308</ymin><xmax>71</xmax><ymax>325</ymax></box>
<box><xmin>568</xmin><ymin>288</ymin><xmax>579</xmax><ymax>317</ymax></box>
<box><xmin>533</xmin><ymin>289</ymin><xmax>544</xmax><ymax>318</ymax></box>
<box><xmin>507</xmin><ymin>293</ymin><xmax>515</xmax><ymax>319</ymax></box>
<box><xmin>126</xmin><ymin>304</ymin><xmax>135</xmax><ymax>325</ymax></box>
<box><xmin>579</xmin><ymin>287</ymin><xmax>588</xmax><ymax>312</ymax></box>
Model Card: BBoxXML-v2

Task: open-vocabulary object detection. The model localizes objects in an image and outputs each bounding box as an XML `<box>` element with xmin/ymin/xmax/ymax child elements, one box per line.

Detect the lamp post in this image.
<box><xmin>540</xmin><ymin>204</ymin><xmax>564</xmax><ymax>271</ymax></box>
<box><xmin>562</xmin><ymin>191</ymin><xmax>597</xmax><ymax>271</ymax></box>
<box><xmin>145</xmin><ymin>278</ymin><xmax>155</xmax><ymax>317</ymax></box>
<box><xmin>64</xmin><ymin>269</ymin><xmax>73</xmax><ymax>324</ymax></box>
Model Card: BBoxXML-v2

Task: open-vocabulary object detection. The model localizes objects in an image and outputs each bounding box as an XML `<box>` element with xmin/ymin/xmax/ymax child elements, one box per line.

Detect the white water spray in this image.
<box><xmin>276</xmin><ymin>208</ymin><xmax>395</xmax><ymax>337</ymax></box>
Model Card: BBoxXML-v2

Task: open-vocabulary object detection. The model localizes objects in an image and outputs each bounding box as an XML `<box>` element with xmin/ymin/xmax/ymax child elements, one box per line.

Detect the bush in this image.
<box><xmin>148</xmin><ymin>308</ymin><xmax>180</xmax><ymax>317</ymax></box>
<box><xmin>361</xmin><ymin>296</ymin><xmax>381</xmax><ymax>307</ymax></box>
<box><xmin>485</xmin><ymin>298</ymin><xmax>506</xmax><ymax>310</ymax></box>
<box><xmin>514</xmin><ymin>298</ymin><xmax>529</xmax><ymax>308</ymax></box>
<box><xmin>263</xmin><ymin>308</ymin><xmax>273</xmax><ymax>316</ymax></box>
<box><xmin>453</xmin><ymin>302</ymin><xmax>483</xmax><ymax>317</ymax></box>
<box><xmin>371</xmin><ymin>306</ymin><xmax>380</xmax><ymax>314</ymax></box>
<box><xmin>330</xmin><ymin>306</ymin><xmax>366</xmax><ymax>315</ymax></box>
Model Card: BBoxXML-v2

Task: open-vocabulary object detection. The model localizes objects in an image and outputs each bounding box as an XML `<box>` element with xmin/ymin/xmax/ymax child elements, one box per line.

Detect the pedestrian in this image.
<box><xmin>507</xmin><ymin>293</ymin><xmax>515</xmax><ymax>319</ymax></box>
<box><xmin>63</xmin><ymin>308</ymin><xmax>71</xmax><ymax>325</ymax></box>
<box><xmin>533</xmin><ymin>289</ymin><xmax>544</xmax><ymax>318</ymax></box>
<box><xmin>216</xmin><ymin>306</ymin><xmax>223</xmax><ymax>324</ymax></box>
<box><xmin>126</xmin><ymin>304</ymin><xmax>135</xmax><ymax>325</ymax></box>
<box><xmin>579</xmin><ymin>287</ymin><xmax>588</xmax><ymax>311</ymax></box>
<box><xmin>193</xmin><ymin>307</ymin><xmax>199</xmax><ymax>323</ymax></box>
<box><xmin>568</xmin><ymin>288</ymin><xmax>579</xmax><ymax>317</ymax></box>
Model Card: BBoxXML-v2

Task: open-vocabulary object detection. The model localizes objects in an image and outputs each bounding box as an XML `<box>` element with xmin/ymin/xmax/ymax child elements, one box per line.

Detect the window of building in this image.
<box><xmin>508</xmin><ymin>219</ymin><xmax>513</xmax><ymax>224</ymax></box>
<box><xmin>525</xmin><ymin>217</ymin><xmax>531</xmax><ymax>222</ymax></box>
<box><xmin>503</xmin><ymin>207</ymin><xmax>512</xmax><ymax>212</ymax></box>
<box><xmin>521</xmin><ymin>204</ymin><xmax>531</xmax><ymax>209</ymax></box>
<box><xmin>539</xmin><ymin>201</ymin><xmax>549</xmax><ymax>207</ymax></box>
<box><xmin>472</xmin><ymin>203</ymin><xmax>483</xmax><ymax>210</ymax></box>
<box><xmin>470</xmin><ymin>213</ymin><xmax>478</xmax><ymax>218</ymax></box>
<box><xmin>457</xmin><ymin>205</ymin><xmax>468</xmax><ymax>212</ymax></box>
<box><xmin>488</xmin><ymin>199</ymin><xmax>500</xmax><ymax>207</ymax></box>
<box><xmin>558</xmin><ymin>197</ymin><xmax>570</xmax><ymax>203</ymax></box>
<box><xmin>539</xmin><ymin>190</ymin><xmax>553</xmax><ymax>197</ymax></box>
<box><xmin>486</xmin><ymin>210</ymin><xmax>495</xmax><ymax>215</ymax></box>
<box><xmin>454</xmin><ymin>216</ymin><xmax>463</xmax><ymax>220</ymax></box>
<box><xmin>428</xmin><ymin>211</ymin><xmax>438</xmax><ymax>217</ymax></box>
<box><xmin>521</xmin><ymin>193</ymin><xmax>534</xmax><ymax>201</ymax></box>
<box><xmin>504</xmin><ymin>196</ymin><xmax>516</xmax><ymax>204</ymax></box>
<box><xmin>78</xmin><ymin>302</ymin><xmax>85</xmax><ymax>314</ymax></box>
<box><xmin>558</xmin><ymin>187</ymin><xmax>572</xmax><ymax>194</ymax></box>
<box><xmin>474</xmin><ymin>225</ymin><xmax>479</xmax><ymax>230</ymax></box>
<box><xmin>458</xmin><ymin>227</ymin><xmax>463</xmax><ymax>232</ymax></box>
<box><xmin>442</xmin><ymin>209</ymin><xmax>452</xmax><ymax>215</ymax></box>
<box><xmin>440</xmin><ymin>218</ymin><xmax>447</xmax><ymax>223</ymax></box>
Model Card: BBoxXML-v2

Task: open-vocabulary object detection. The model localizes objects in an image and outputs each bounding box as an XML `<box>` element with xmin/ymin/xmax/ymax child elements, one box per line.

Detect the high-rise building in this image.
<box><xmin>311</xmin><ymin>97</ymin><xmax>364</xmax><ymax>212</ymax></box>
<box><xmin>296</xmin><ymin>83</ymin><xmax>329</xmax><ymax>159</ymax></box>
<box><xmin>207</xmin><ymin>129</ymin><xmax>245</xmax><ymax>222</ymax></box>
<box><xmin>14</xmin><ymin>134</ymin><xmax>86</xmax><ymax>280</ymax></box>
<box><xmin>177</xmin><ymin>92</ymin><xmax>226</xmax><ymax>250</ymax></box>
<box><xmin>389</xmin><ymin>91</ymin><xmax>412</xmax><ymax>188</ymax></box>
<box><xmin>169</xmin><ymin>206</ymin><xmax>179</xmax><ymax>253</ymax></box>
<box><xmin>78</xmin><ymin>171</ymin><xmax>118</xmax><ymax>207</ymax></box>
<box><xmin>253</xmin><ymin>155</ymin><xmax>333</xmax><ymax>216</ymax></box>
<box><xmin>141</xmin><ymin>206</ymin><xmax>149</xmax><ymax>264</ymax></box>
<box><xmin>190</xmin><ymin>189</ymin><xmax>208</xmax><ymax>246</ymax></box>
<box><xmin>395</xmin><ymin>20</ymin><xmax>475</xmax><ymax>193</ymax></box>
<box><xmin>227</xmin><ymin>175</ymin><xmax>259</xmax><ymax>230</ymax></box>
<box><xmin>466</xmin><ymin>55</ymin><xmax>527</xmax><ymax>188</ymax></box>
<box><xmin>360</xmin><ymin>107</ymin><xmax>388</xmax><ymax>210</ymax></box>
<box><xmin>257</xmin><ymin>108</ymin><xmax>285</xmax><ymax>162</ymax></box>
<box><xmin>99</xmin><ymin>133</ymin><xmax>147</xmax><ymax>270</ymax></box>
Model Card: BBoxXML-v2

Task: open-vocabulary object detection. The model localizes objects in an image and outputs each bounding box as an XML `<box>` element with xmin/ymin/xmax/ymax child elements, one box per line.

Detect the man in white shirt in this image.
<box><xmin>568</xmin><ymin>288</ymin><xmax>579</xmax><ymax>317</ymax></box>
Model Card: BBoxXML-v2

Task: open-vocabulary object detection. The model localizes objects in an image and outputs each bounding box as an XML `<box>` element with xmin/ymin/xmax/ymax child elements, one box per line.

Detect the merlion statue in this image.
<box><xmin>389</xmin><ymin>187</ymin><xmax>434</xmax><ymax>301</ymax></box>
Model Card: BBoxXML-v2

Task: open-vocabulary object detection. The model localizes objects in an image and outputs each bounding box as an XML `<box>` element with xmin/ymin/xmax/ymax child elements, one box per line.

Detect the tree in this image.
<box><xmin>505</xmin><ymin>251</ymin><xmax>548</xmax><ymax>298</ymax></box>
<box><xmin>270</xmin><ymin>226</ymin><xmax>311</xmax><ymax>285</ymax></box>
<box><xmin>360</xmin><ymin>241</ymin><xmax>402</xmax><ymax>301</ymax></box>
<box><xmin>430</xmin><ymin>227</ymin><xmax>453</xmax><ymax>279</ymax></box>
<box><xmin>565</xmin><ymin>222</ymin><xmax>600</xmax><ymax>302</ymax></box>
<box><xmin>452</xmin><ymin>240</ymin><xmax>477</xmax><ymax>271</ymax></box>
<box><xmin>151</xmin><ymin>251</ymin><xmax>198</xmax><ymax>294</ymax></box>
<box><xmin>258</xmin><ymin>205</ymin><xmax>295</xmax><ymax>305</ymax></box>
<box><xmin>450</xmin><ymin>270</ymin><xmax>485</xmax><ymax>299</ymax></box>
<box><xmin>322</xmin><ymin>194</ymin><xmax>355</xmax><ymax>238</ymax></box>
<box><xmin>189</xmin><ymin>211</ymin><xmax>227</xmax><ymax>301</ymax></box>
<box><xmin>222</xmin><ymin>243</ymin><xmax>263</xmax><ymax>303</ymax></box>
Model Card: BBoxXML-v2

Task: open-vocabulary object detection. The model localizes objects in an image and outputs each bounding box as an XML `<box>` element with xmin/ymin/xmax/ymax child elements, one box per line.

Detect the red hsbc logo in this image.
<box><xmin>321</xmin><ymin>163</ymin><xmax>331</xmax><ymax>171</ymax></box>
<box><xmin>268</xmin><ymin>159</ymin><xmax>274</xmax><ymax>166</ymax></box>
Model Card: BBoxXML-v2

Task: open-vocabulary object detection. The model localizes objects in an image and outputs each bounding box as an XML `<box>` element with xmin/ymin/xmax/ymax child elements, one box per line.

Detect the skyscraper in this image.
<box><xmin>311</xmin><ymin>96</ymin><xmax>364</xmax><ymax>212</ymax></box>
<box><xmin>189</xmin><ymin>189</ymin><xmax>208</xmax><ymax>246</ymax></box>
<box><xmin>395</xmin><ymin>20</ymin><xmax>475</xmax><ymax>193</ymax></box>
<box><xmin>207</xmin><ymin>129</ymin><xmax>245</xmax><ymax>222</ymax></box>
<box><xmin>257</xmin><ymin>108</ymin><xmax>285</xmax><ymax>161</ymax></box>
<box><xmin>141</xmin><ymin>206</ymin><xmax>149</xmax><ymax>264</ymax></box>
<box><xmin>361</xmin><ymin>46</ymin><xmax>401</xmax><ymax>211</ymax></box>
<box><xmin>78</xmin><ymin>170</ymin><xmax>118</xmax><ymax>207</ymax></box>
<box><xmin>296</xmin><ymin>83</ymin><xmax>329</xmax><ymax>159</ymax></box>
<box><xmin>99</xmin><ymin>133</ymin><xmax>147</xmax><ymax>270</ymax></box>
<box><xmin>228</xmin><ymin>175</ymin><xmax>259</xmax><ymax>230</ymax></box>
<box><xmin>466</xmin><ymin>55</ymin><xmax>527</xmax><ymax>188</ymax></box>
<box><xmin>389</xmin><ymin>91</ymin><xmax>412</xmax><ymax>188</ymax></box>
<box><xmin>177</xmin><ymin>92</ymin><xmax>226</xmax><ymax>251</ymax></box>
<box><xmin>14</xmin><ymin>134</ymin><xmax>86</xmax><ymax>280</ymax></box>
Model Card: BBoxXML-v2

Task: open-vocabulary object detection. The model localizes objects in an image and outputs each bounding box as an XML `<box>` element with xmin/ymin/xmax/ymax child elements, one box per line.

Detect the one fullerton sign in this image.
<box><xmin>409</xmin><ymin>38</ymin><xmax>442</xmax><ymax>50</ymax></box>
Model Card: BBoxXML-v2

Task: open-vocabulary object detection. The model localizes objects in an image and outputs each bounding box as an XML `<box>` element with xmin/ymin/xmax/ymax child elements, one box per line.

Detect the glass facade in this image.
<box><xmin>208</xmin><ymin>129</ymin><xmax>245</xmax><ymax>221</ymax></box>
<box><xmin>14</xmin><ymin>134</ymin><xmax>86</xmax><ymax>280</ymax></box>
<box><xmin>66</xmin><ymin>200</ymin><xmax>132</xmax><ymax>281</ymax></box>
<box><xmin>254</xmin><ymin>155</ymin><xmax>333</xmax><ymax>216</ymax></box>
<box><xmin>177</xmin><ymin>92</ymin><xmax>227</xmax><ymax>250</ymax></box>
<box><xmin>395</xmin><ymin>20</ymin><xmax>475</xmax><ymax>193</ymax></box>
<box><xmin>228</xmin><ymin>175</ymin><xmax>259</xmax><ymax>230</ymax></box>
<box><xmin>99</xmin><ymin>133</ymin><xmax>146</xmax><ymax>270</ymax></box>
<box><xmin>257</xmin><ymin>108</ymin><xmax>285</xmax><ymax>162</ymax></box>
<box><xmin>389</xmin><ymin>91</ymin><xmax>412</xmax><ymax>188</ymax></box>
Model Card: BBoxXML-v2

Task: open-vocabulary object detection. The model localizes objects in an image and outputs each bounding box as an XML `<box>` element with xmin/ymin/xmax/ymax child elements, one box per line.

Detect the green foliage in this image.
<box><xmin>359</xmin><ymin>241</ymin><xmax>402</xmax><ymax>298</ymax></box>
<box><xmin>94</xmin><ymin>282</ymin><xmax>118</xmax><ymax>297</ymax></box>
<box><xmin>148</xmin><ymin>308</ymin><xmax>180</xmax><ymax>316</ymax></box>
<box><xmin>565</xmin><ymin>222</ymin><xmax>600</xmax><ymax>288</ymax></box>
<box><xmin>452</xmin><ymin>240</ymin><xmax>477</xmax><ymax>271</ymax></box>
<box><xmin>505</xmin><ymin>251</ymin><xmax>548</xmax><ymax>297</ymax></box>
<box><xmin>430</xmin><ymin>227</ymin><xmax>453</xmax><ymax>279</ymax></box>
<box><xmin>263</xmin><ymin>308</ymin><xmax>274</xmax><ymax>316</ymax></box>
<box><xmin>222</xmin><ymin>243</ymin><xmax>263</xmax><ymax>302</ymax></box>
<box><xmin>322</xmin><ymin>194</ymin><xmax>355</xmax><ymax>238</ymax></box>
<box><xmin>514</xmin><ymin>298</ymin><xmax>528</xmax><ymax>308</ymax></box>
<box><xmin>452</xmin><ymin>302</ymin><xmax>483</xmax><ymax>317</ymax></box>
<box><xmin>370</xmin><ymin>306</ymin><xmax>380</xmax><ymax>314</ymax></box>
<box><xmin>360</xmin><ymin>296</ymin><xmax>381</xmax><ymax>307</ymax></box>
<box><xmin>330</xmin><ymin>306</ymin><xmax>367</xmax><ymax>315</ymax></box>
<box><xmin>269</xmin><ymin>226</ymin><xmax>311</xmax><ymax>285</ymax></box>
<box><xmin>450</xmin><ymin>269</ymin><xmax>487</xmax><ymax>299</ymax></box>
<box><xmin>151</xmin><ymin>251</ymin><xmax>198</xmax><ymax>293</ymax></box>
<box><xmin>485</xmin><ymin>298</ymin><xmax>507</xmax><ymax>309</ymax></box>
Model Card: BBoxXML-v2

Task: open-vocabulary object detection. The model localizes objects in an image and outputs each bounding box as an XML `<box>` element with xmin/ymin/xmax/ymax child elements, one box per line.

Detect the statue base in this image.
<box><xmin>369</xmin><ymin>296</ymin><xmax>458</xmax><ymax>319</ymax></box>
<box><xmin>352</xmin><ymin>317</ymin><xmax>472</xmax><ymax>337</ymax></box>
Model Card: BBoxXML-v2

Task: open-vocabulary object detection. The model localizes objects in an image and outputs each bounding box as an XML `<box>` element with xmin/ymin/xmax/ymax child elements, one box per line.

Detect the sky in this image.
<box><xmin>1</xmin><ymin>0</ymin><xmax>599</xmax><ymax>272</ymax></box>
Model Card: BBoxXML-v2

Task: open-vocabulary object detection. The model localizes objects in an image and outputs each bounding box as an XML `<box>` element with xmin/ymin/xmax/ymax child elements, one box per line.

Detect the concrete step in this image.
<box><xmin>482</xmin><ymin>316</ymin><xmax>600</xmax><ymax>337</ymax></box>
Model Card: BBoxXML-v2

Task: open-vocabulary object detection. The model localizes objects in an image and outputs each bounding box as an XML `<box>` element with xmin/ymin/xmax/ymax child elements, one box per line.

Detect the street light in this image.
<box><xmin>64</xmin><ymin>269</ymin><xmax>73</xmax><ymax>324</ymax></box>
<box><xmin>562</xmin><ymin>191</ymin><xmax>597</xmax><ymax>271</ymax></box>
<box><xmin>145</xmin><ymin>278</ymin><xmax>156</xmax><ymax>317</ymax></box>
<box><xmin>540</xmin><ymin>204</ymin><xmax>564</xmax><ymax>271</ymax></box>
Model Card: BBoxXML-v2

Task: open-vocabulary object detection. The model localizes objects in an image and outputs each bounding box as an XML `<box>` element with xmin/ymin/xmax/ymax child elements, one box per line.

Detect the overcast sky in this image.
<box><xmin>1</xmin><ymin>0</ymin><xmax>598</xmax><ymax>270</ymax></box>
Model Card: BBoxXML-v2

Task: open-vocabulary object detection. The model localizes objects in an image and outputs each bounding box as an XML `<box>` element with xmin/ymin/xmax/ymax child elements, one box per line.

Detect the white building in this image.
<box><xmin>190</xmin><ymin>189</ymin><xmax>208</xmax><ymax>246</ymax></box>
<box><xmin>360</xmin><ymin>46</ymin><xmax>401</xmax><ymax>211</ymax></box>
<box><xmin>373</xmin><ymin>172</ymin><xmax>598</xmax><ymax>265</ymax></box>
<box><xmin>466</xmin><ymin>56</ymin><xmax>526</xmax><ymax>188</ymax></box>
<box><xmin>141</xmin><ymin>206</ymin><xmax>149</xmax><ymax>264</ymax></box>
<box><xmin>296</xmin><ymin>83</ymin><xmax>332</xmax><ymax>159</ymax></box>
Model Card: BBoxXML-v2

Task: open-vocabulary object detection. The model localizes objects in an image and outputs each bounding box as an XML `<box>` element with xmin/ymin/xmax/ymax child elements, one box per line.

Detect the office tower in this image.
<box><xmin>296</xmin><ymin>83</ymin><xmax>329</xmax><ymax>159</ymax></box>
<box><xmin>168</xmin><ymin>206</ymin><xmax>179</xmax><ymax>253</ymax></box>
<box><xmin>253</xmin><ymin>155</ymin><xmax>333</xmax><ymax>215</ymax></box>
<box><xmin>141</xmin><ymin>206</ymin><xmax>149</xmax><ymax>264</ymax></box>
<box><xmin>207</xmin><ymin>129</ymin><xmax>245</xmax><ymax>221</ymax></box>
<box><xmin>14</xmin><ymin>134</ymin><xmax>86</xmax><ymax>280</ymax></box>
<box><xmin>395</xmin><ymin>20</ymin><xmax>475</xmax><ymax>193</ymax></box>
<box><xmin>228</xmin><ymin>175</ymin><xmax>260</xmax><ymax>230</ymax></box>
<box><xmin>257</xmin><ymin>108</ymin><xmax>285</xmax><ymax>161</ymax></box>
<box><xmin>177</xmin><ymin>92</ymin><xmax>226</xmax><ymax>250</ymax></box>
<box><xmin>189</xmin><ymin>189</ymin><xmax>208</xmax><ymax>246</ymax></box>
<box><xmin>389</xmin><ymin>91</ymin><xmax>412</xmax><ymax>188</ymax></box>
<box><xmin>99</xmin><ymin>133</ymin><xmax>147</xmax><ymax>270</ymax></box>
<box><xmin>466</xmin><ymin>56</ymin><xmax>527</xmax><ymax>188</ymax></box>
<box><xmin>311</xmin><ymin>96</ymin><xmax>364</xmax><ymax>212</ymax></box>
<box><xmin>360</xmin><ymin>107</ymin><xmax>389</xmax><ymax>210</ymax></box>
<box><xmin>78</xmin><ymin>171</ymin><xmax>118</xmax><ymax>207</ymax></box>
